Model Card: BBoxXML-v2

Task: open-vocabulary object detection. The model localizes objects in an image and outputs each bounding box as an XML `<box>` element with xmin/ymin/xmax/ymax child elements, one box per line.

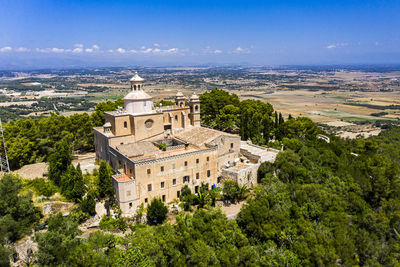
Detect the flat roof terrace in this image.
<box><xmin>128</xmin><ymin>143</ymin><xmax>208</xmax><ymax>162</ymax></box>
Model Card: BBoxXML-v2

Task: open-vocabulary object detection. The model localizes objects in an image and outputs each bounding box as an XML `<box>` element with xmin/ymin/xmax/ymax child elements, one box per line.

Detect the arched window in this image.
<box><xmin>180</xmin><ymin>102</ymin><xmax>184</xmax><ymax>107</ymax></box>
<box><xmin>195</xmin><ymin>105</ymin><xmax>199</xmax><ymax>112</ymax></box>
<box><xmin>137</xmin><ymin>84</ymin><xmax>140</xmax><ymax>90</ymax></box>
<box><xmin>133</xmin><ymin>85</ymin><xmax>136</xmax><ymax>90</ymax></box>
<box><xmin>124</xmin><ymin>121</ymin><xmax>127</xmax><ymax>128</ymax></box>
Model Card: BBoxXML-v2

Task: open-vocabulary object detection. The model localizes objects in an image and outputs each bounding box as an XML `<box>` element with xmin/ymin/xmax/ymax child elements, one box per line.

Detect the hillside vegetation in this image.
<box><xmin>0</xmin><ymin>89</ymin><xmax>399</xmax><ymax>266</ymax></box>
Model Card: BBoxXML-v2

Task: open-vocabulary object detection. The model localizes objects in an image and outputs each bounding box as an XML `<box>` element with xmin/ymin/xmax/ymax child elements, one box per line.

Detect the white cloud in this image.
<box><xmin>10</xmin><ymin>44</ymin><xmax>184</xmax><ymax>56</ymax></box>
<box><xmin>116</xmin><ymin>48</ymin><xmax>126</xmax><ymax>53</ymax></box>
<box><xmin>325</xmin><ymin>42</ymin><xmax>348</xmax><ymax>49</ymax></box>
<box><xmin>230</xmin><ymin>46</ymin><xmax>251</xmax><ymax>54</ymax></box>
<box><xmin>72</xmin><ymin>47</ymin><xmax>83</xmax><ymax>53</ymax></box>
<box><xmin>15</xmin><ymin>47</ymin><xmax>29</xmax><ymax>52</ymax></box>
<box><xmin>51</xmin><ymin>48</ymin><xmax>65</xmax><ymax>53</ymax></box>
<box><xmin>86</xmin><ymin>45</ymin><xmax>100</xmax><ymax>53</ymax></box>
<box><xmin>202</xmin><ymin>46</ymin><xmax>223</xmax><ymax>54</ymax></box>
<box><xmin>35</xmin><ymin>47</ymin><xmax>65</xmax><ymax>53</ymax></box>
<box><xmin>165</xmin><ymin>48</ymin><xmax>178</xmax><ymax>54</ymax></box>
<box><xmin>0</xmin><ymin>46</ymin><xmax>12</xmax><ymax>52</ymax></box>
<box><xmin>141</xmin><ymin>48</ymin><xmax>152</xmax><ymax>53</ymax></box>
<box><xmin>153</xmin><ymin>43</ymin><xmax>160</xmax><ymax>47</ymax></box>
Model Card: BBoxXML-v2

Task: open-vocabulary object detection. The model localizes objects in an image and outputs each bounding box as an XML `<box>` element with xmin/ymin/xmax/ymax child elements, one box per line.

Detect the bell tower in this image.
<box><xmin>175</xmin><ymin>91</ymin><xmax>185</xmax><ymax>108</ymax></box>
<box><xmin>189</xmin><ymin>94</ymin><xmax>200</xmax><ymax>126</ymax></box>
<box><xmin>130</xmin><ymin>71</ymin><xmax>144</xmax><ymax>91</ymax></box>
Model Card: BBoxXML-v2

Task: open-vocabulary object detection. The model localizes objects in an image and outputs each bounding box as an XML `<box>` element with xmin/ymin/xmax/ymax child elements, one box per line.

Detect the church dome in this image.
<box><xmin>124</xmin><ymin>90</ymin><xmax>152</xmax><ymax>101</ymax></box>
<box><xmin>130</xmin><ymin>72</ymin><xmax>144</xmax><ymax>82</ymax></box>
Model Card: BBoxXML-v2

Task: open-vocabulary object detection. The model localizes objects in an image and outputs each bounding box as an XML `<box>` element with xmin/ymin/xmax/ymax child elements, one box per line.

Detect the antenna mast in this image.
<box><xmin>0</xmin><ymin>119</ymin><xmax>10</xmax><ymax>173</ymax></box>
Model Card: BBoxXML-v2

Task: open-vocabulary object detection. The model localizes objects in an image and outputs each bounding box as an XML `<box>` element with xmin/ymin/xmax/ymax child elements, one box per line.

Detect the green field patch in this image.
<box><xmin>308</xmin><ymin>109</ymin><xmax>344</xmax><ymax>116</ymax></box>
<box><xmin>341</xmin><ymin>116</ymin><xmax>397</xmax><ymax>123</ymax></box>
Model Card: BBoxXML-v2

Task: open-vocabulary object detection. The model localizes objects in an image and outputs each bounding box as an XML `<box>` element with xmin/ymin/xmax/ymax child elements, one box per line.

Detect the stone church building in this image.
<box><xmin>94</xmin><ymin>72</ymin><xmax>278</xmax><ymax>215</ymax></box>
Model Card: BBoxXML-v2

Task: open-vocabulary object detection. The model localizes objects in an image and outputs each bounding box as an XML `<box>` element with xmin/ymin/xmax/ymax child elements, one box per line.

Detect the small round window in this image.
<box><xmin>145</xmin><ymin>119</ymin><xmax>154</xmax><ymax>129</ymax></box>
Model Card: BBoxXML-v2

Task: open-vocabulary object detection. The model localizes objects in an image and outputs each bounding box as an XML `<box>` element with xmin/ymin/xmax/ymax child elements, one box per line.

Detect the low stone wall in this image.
<box><xmin>222</xmin><ymin>163</ymin><xmax>259</xmax><ymax>188</ymax></box>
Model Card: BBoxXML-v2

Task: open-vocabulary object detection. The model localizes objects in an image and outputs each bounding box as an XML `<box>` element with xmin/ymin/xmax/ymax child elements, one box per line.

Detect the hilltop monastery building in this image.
<box><xmin>94</xmin><ymin>72</ymin><xmax>278</xmax><ymax>215</ymax></box>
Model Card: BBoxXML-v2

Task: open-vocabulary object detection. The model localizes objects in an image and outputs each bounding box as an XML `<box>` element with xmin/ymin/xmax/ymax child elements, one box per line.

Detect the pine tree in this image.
<box><xmin>80</xmin><ymin>191</ymin><xmax>96</xmax><ymax>216</ymax></box>
<box><xmin>48</xmin><ymin>139</ymin><xmax>72</xmax><ymax>185</ymax></box>
<box><xmin>60</xmin><ymin>164</ymin><xmax>85</xmax><ymax>202</ymax></box>
<box><xmin>147</xmin><ymin>198</ymin><xmax>168</xmax><ymax>225</ymax></box>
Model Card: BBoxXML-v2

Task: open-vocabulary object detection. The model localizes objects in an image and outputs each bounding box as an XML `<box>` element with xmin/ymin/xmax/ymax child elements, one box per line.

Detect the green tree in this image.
<box><xmin>47</xmin><ymin>138</ymin><xmax>72</xmax><ymax>185</ymax></box>
<box><xmin>60</xmin><ymin>164</ymin><xmax>85</xmax><ymax>202</ymax></box>
<box><xmin>199</xmin><ymin>89</ymin><xmax>240</xmax><ymax>126</ymax></box>
<box><xmin>115</xmin><ymin>246</ymin><xmax>154</xmax><ymax>267</ymax></box>
<box><xmin>147</xmin><ymin>198</ymin><xmax>168</xmax><ymax>225</ymax></box>
<box><xmin>0</xmin><ymin>174</ymin><xmax>41</xmax><ymax>242</ymax></box>
<box><xmin>98</xmin><ymin>161</ymin><xmax>114</xmax><ymax>200</ymax></box>
<box><xmin>68</xmin><ymin>231</ymin><xmax>119</xmax><ymax>266</ymax></box>
<box><xmin>222</xmin><ymin>179</ymin><xmax>239</xmax><ymax>203</ymax></box>
<box><xmin>35</xmin><ymin>213</ymin><xmax>81</xmax><ymax>266</ymax></box>
<box><xmin>80</xmin><ymin>191</ymin><xmax>96</xmax><ymax>216</ymax></box>
<box><xmin>180</xmin><ymin>185</ymin><xmax>191</xmax><ymax>199</ymax></box>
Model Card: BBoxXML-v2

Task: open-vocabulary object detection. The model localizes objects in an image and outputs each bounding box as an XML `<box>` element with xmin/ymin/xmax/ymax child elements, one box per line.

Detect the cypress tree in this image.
<box><xmin>98</xmin><ymin>161</ymin><xmax>114</xmax><ymax>200</ymax></box>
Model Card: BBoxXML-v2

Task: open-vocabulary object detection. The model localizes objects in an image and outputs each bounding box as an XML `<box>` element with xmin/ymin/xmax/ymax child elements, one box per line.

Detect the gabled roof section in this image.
<box><xmin>175</xmin><ymin>127</ymin><xmax>237</xmax><ymax>146</ymax></box>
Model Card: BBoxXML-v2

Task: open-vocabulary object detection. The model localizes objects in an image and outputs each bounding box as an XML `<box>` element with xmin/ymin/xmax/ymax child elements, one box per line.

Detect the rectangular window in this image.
<box><xmin>230</xmin><ymin>143</ymin><xmax>234</xmax><ymax>149</ymax></box>
<box><xmin>183</xmin><ymin>176</ymin><xmax>190</xmax><ymax>183</ymax></box>
<box><xmin>195</xmin><ymin>186</ymin><xmax>199</xmax><ymax>193</ymax></box>
<box><xmin>196</xmin><ymin>173</ymin><xmax>199</xmax><ymax>179</ymax></box>
<box><xmin>177</xmin><ymin>191</ymin><xmax>180</xmax><ymax>198</ymax></box>
<box><xmin>161</xmin><ymin>181</ymin><xmax>165</xmax><ymax>189</ymax></box>
<box><xmin>173</xmin><ymin>178</ymin><xmax>176</xmax><ymax>185</ymax></box>
<box><xmin>161</xmin><ymin>166</ymin><xmax>164</xmax><ymax>172</ymax></box>
<box><xmin>207</xmin><ymin>156</ymin><xmax>210</xmax><ymax>161</ymax></box>
<box><xmin>196</xmin><ymin>158</ymin><xmax>199</xmax><ymax>164</ymax></box>
<box><xmin>145</xmin><ymin>198</ymin><xmax>148</xmax><ymax>203</ymax></box>
<box><xmin>162</xmin><ymin>195</ymin><xmax>166</xmax><ymax>202</ymax></box>
<box><xmin>148</xmin><ymin>184</ymin><xmax>152</xmax><ymax>191</ymax></box>
<box><xmin>217</xmin><ymin>176</ymin><xmax>222</xmax><ymax>183</ymax></box>
<box><xmin>147</xmin><ymin>169</ymin><xmax>151</xmax><ymax>174</ymax></box>
<box><xmin>207</xmin><ymin>170</ymin><xmax>211</xmax><ymax>177</ymax></box>
<box><xmin>124</xmin><ymin>121</ymin><xmax>127</xmax><ymax>128</ymax></box>
<box><xmin>129</xmin><ymin>202</ymin><xmax>132</xmax><ymax>208</ymax></box>
<box><xmin>184</xmin><ymin>161</ymin><xmax>188</xmax><ymax>166</ymax></box>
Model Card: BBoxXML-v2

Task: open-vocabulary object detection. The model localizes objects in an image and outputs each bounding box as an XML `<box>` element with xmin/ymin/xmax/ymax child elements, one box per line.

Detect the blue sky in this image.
<box><xmin>0</xmin><ymin>0</ymin><xmax>399</xmax><ymax>68</ymax></box>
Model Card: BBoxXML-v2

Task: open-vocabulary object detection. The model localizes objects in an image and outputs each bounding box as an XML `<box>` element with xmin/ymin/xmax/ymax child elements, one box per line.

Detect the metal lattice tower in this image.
<box><xmin>0</xmin><ymin>119</ymin><xmax>10</xmax><ymax>173</ymax></box>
